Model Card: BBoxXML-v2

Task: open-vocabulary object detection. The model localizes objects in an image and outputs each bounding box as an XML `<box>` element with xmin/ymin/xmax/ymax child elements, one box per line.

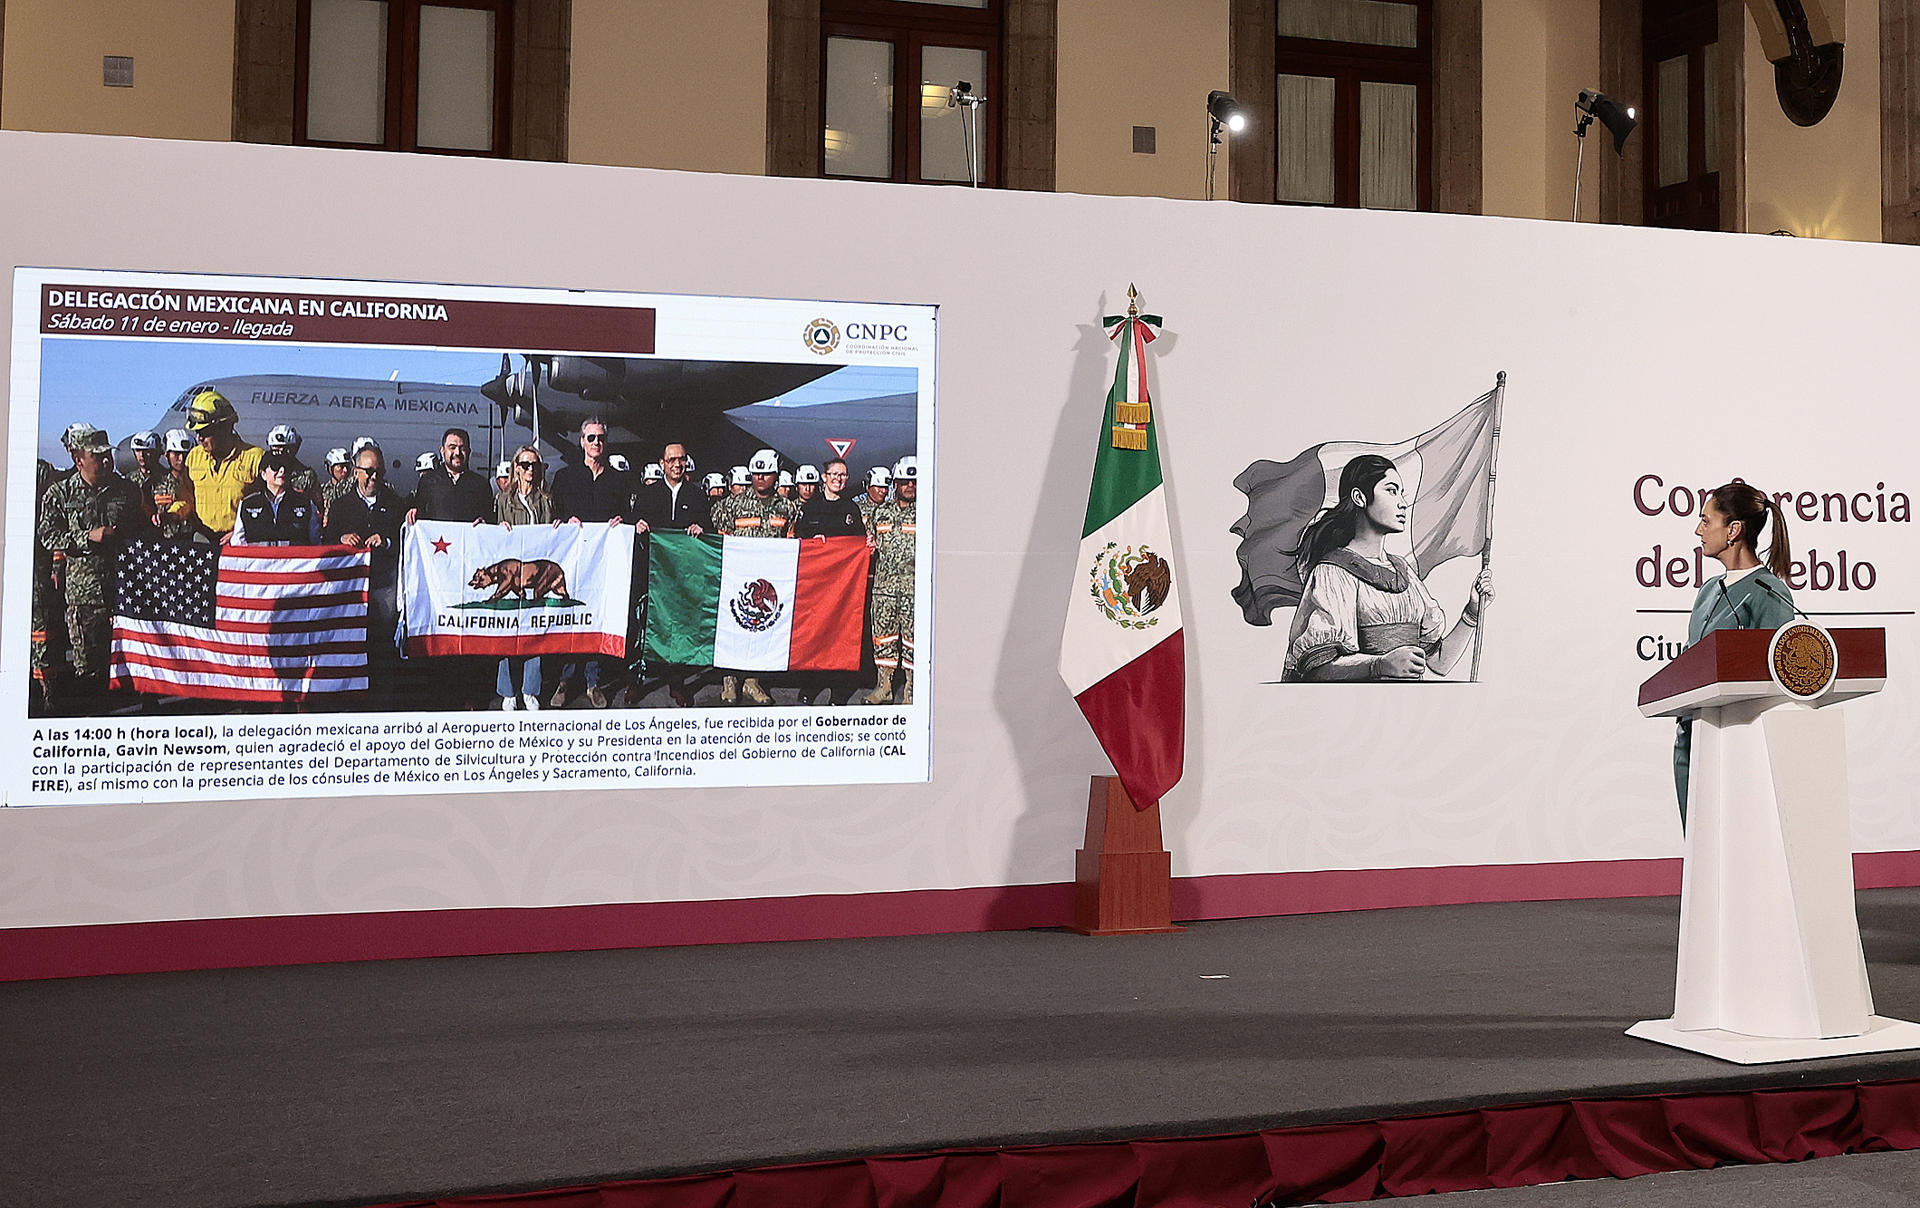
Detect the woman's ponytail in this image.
<box><xmin>1707</xmin><ymin>480</ymin><xmax>1791</xmax><ymax>579</ymax></box>
<box><xmin>1764</xmin><ymin>497</ymin><xmax>1792</xmax><ymax>580</ymax></box>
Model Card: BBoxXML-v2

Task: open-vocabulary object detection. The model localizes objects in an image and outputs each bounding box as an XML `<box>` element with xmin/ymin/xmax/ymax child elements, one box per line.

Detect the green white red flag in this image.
<box><xmin>1057</xmin><ymin>293</ymin><xmax>1185</xmax><ymax>811</ymax></box>
<box><xmin>644</xmin><ymin>533</ymin><xmax>869</xmax><ymax>671</ymax></box>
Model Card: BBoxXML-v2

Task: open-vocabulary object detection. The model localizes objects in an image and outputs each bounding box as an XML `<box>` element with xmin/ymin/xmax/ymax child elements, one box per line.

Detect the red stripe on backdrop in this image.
<box><xmin>406</xmin><ymin>633</ymin><xmax>627</xmax><ymax>657</ymax></box>
<box><xmin>789</xmin><ymin>536</ymin><xmax>870</xmax><ymax>670</ymax></box>
<box><xmin>1072</xmin><ymin>629</ymin><xmax>1184</xmax><ymax>810</ymax></box>
<box><xmin>8</xmin><ymin>853</ymin><xmax>1920</xmax><ymax>983</ymax></box>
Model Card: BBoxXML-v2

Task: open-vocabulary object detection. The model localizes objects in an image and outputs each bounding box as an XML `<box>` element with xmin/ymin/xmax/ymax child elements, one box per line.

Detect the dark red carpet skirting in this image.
<box><xmin>367</xmin><ymin>1078</ymin><xmax>1920</xmax><ymax>1207</ymax></box>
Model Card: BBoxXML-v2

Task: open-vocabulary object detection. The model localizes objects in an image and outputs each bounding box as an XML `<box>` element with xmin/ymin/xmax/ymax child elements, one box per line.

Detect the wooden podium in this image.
<box><xmin>1631</xmin><ymin>625</ymin><xmax>1920</xmax><ymax>1062</ymax></box>
<box><xmin>1073</xmin><ymin>776</ymin><xmax>1183</xmax><ymax>936</ymax></box>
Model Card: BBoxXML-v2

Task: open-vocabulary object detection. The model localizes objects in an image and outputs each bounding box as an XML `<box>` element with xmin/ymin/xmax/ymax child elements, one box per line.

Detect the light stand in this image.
<box><xmin>1205</xmin><ymin>90</ymin><xmax>1245</xmax><ymax>201</ymax></box>
<box><xmin>1571</xmin><ymin>88</ymin><xmax>1637</xmax><ymax>222</ymax></box>
<box><xmin>948</xmin><ymin>81</ymin><xmax>987</xmax><ymax>187</ymax></box>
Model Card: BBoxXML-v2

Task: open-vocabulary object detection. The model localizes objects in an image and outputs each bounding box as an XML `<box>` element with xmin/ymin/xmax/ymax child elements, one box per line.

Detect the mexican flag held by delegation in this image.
<box><xmin>645</xmin><ymin>533</ymin><xmax>870</xmax><ymax>671</ymax></box>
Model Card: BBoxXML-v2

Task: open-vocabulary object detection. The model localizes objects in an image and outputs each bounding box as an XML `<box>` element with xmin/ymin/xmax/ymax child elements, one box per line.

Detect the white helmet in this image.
<box><xmin>892</xmin><ymin>456</ymin><xmax>918</xmax><ymax>481</ymax></box>
<box><xmin>682</xmin><ymin>454</ymin><xmax>696</xmax><ymax>473</ymax></box>
<box><xmin>495</xmin><ymin>460</ymin><xmax>512</xmax><ymax>479</ymax></box>
<box><xmin>703</xmin><ymin>471</ymin><xmax>726</xmax><ymax>491</ymax></box>
<box><xmin>165</xmin><ymin>428</ymin><xmax>195</xmax><ymax>454</ymax></box>
<box><xmin>643</xmin><ymin>462</ymin><xmax>664</xmax><ymax>482</ymax></box>
<box><xmin>730</xmin><ymin>465</ymin><xmax>751</xmax><ymax>486</ymax></box>
<box><xmin>325</xmin><ymin>446</ymin><xmax>351</xmax><ymax>468</ymax></box>
<box><xmin>414</xmin><ymin>451</ymin><xmax>437</xmax><ymax>472</ymax></box>
<box><xmin>747</xmin><ymin>448</ymin><xmax>780</xmax><ymax>474</ymax></box>
<box><xmin>777</xmin><ymin>470</ymin><xmax>794</xmax><ymax>488</ymax></box>
<box><xmin>129</xmin><ymin>430</ymin><xmax>161</xmax><ymax>452</ymax></box>
<box><xmin>267</xmin><ymin>423</ymin><xmax>301</xmax><ymax>452</ymax></box>
<box><xmin>865</xmin><ymin>466</ymin><xmax>892</xmax><ymax>489</ymax></box>
<box><xmin>608</xmin><ymin>453</ymin><xmax>631</xmax><ymax>472</ymax></box>
<box><xmin>795</xmin><ymin>464</ymin><xmax>822</xmax><ymax>484</ymax></box>
<box><xmin>351</xmin><ymin>436</ymin><xmax>380</xmax><ymax>457</ymax></box>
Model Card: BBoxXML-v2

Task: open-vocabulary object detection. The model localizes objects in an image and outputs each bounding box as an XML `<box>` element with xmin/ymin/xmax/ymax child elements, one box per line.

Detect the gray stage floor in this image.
<box><xmin>4</xmin><ymin>890</ymin><xmax>1919</xmax><ymax>1208</ymax></box>
<box><xmin>1410</xmin><ymin>1148</ymin><xmax>1920</xmax><ymax>1207</ymax></box>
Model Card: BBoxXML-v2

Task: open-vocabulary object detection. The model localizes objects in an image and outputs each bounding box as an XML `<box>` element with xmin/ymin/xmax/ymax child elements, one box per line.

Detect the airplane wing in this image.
<box><xmin>722</xmin><ymin>393</ymin><xmax>918</xmax><ymax>477</ymax></box>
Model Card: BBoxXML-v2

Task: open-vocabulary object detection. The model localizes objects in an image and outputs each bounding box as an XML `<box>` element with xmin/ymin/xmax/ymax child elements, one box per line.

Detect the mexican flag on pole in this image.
<box><xmin>1057</xmin><ymin>291</ymin><xmax>1185</xmax><ymax>811</ymax></box>
<box><xmin>645</xmin><ymin>533</ymin><xmax>869</xmax><ymax>671</ymax></box>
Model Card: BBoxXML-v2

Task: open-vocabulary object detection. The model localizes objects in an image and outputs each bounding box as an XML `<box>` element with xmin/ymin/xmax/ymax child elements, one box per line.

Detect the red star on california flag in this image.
<box><xmin>432</xmin><ymin>537</ymin><xmax>452</xmax><ymax>554</ymax></box>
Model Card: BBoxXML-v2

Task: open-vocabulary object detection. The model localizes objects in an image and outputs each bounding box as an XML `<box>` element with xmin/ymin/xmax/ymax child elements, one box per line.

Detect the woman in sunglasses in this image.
<box><xmin>493</xmin><ymin>444</ymin><xmax>552</xmax><ymax>710</ymax></box>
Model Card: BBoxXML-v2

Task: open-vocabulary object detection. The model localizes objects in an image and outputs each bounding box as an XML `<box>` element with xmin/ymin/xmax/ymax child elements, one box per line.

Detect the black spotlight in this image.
<box><xmin>1207</xmin><ymin>90</ymin><xmax>1246</xmax><ymax>136</ymax></box>
<box><xmin>1577</xmin><ymin>88</ymin><xmax>1637</xmax><ymax>154</ymax></box>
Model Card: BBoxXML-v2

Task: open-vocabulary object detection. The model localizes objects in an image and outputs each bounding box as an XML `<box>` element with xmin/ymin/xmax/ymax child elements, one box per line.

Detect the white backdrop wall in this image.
<box><xmin>3</xmin><ymin>131</ymin><xmax>1918</xmax><ymax>930</ymax></box>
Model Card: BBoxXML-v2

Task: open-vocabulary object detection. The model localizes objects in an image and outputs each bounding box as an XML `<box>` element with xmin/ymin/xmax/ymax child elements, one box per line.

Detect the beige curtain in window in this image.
<box><xmin>1359</xmin><ymin>80</ymin><xmax>1416</xmax><ymax>209</ymax></box>
<box><xmin>1276</xmin><ymin>0</ymin><xmax>1418</xmax><ymax>47</ymax></box>
<box><xmin>1276</xmin><ymin>73</ymin><xmax>1336</xmax><ymax>203</ymax></box>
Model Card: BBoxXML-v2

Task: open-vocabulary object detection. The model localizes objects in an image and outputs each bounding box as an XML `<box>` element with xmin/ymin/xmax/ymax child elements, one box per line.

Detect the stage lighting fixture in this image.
<box><xmin>1570</xmin><ymin>87</ymin><xmax>1638</xmax><ymax>222</ymax></box>
<box><xmin>1577</xmin><ymin>88</ymin><xmax>1638</xmax><ymax>154</ymax></box>
<box><xmin>1205</xmin><ymin>90</ymin><xmax>1245</xmax><ymax>200</ymax></box>
<box><xmin>1207</xmin><ymin>90</ymin><xmax>1246</xmax><ymax>135</ymax></box>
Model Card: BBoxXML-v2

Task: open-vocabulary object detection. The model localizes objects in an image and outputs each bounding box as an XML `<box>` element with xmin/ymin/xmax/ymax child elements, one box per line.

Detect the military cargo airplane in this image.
<box><xmin>126</xmin><ymin>357</ymin><xmax>920</xmax><ymax>496</ymax></box>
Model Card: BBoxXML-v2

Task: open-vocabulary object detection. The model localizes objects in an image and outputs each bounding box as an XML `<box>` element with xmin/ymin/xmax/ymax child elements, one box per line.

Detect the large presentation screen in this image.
<box><xmin>4</xmin><ymin>269</ymin><xmax>935</xmax><ymax>805</ymax></box>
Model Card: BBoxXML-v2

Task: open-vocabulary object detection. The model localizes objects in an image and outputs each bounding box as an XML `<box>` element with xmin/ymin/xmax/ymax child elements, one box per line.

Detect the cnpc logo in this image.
<box><xmin>847</xmin><ymin>322</ymin><xmax>911</xmax><ymax>342</ymax></box>
<box><xmin>804</xmin><ymin>317</ymin><xmax>913</xmax><ymax>354</ymax></box>
<box><xmin>803</xmin><ymin>318</ymin><xmax>840</xmax><ymax>355</ymax></box>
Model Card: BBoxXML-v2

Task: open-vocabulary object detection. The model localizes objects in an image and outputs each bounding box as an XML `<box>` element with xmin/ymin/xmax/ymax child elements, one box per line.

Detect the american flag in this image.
<box><xmin>111</xmin><ymin>538</ymin><xmax>372</xmax><ymax>700</ymax></box>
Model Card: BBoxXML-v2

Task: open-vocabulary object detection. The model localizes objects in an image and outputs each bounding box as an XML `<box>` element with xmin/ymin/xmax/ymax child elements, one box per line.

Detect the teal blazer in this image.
<box><xmin>1672</xmin><ymin>567</ymin><xmax>1798</xmax><ymax>825</ymax></box>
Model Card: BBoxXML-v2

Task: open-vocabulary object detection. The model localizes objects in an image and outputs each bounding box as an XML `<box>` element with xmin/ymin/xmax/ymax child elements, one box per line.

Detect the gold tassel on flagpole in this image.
<box><xmin>1111</xmin><ymin>426</ymin><xmax>1148</xmax><ymax>450</ymax></box>
<box><xmin>1112</xmin><ymin>401</ymin><xmax>1152</xmax><ymax>424</ymax></box>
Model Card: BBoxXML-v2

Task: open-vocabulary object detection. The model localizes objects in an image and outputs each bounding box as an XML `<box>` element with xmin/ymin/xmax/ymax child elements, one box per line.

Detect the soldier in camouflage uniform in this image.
<box><xmin>37</xmin><ymin>426</ymin><xmax>150</xmax><ymax>707</ymax></box>
<box><xmin>130</xmin><ymin>430</ymin><xmax>197</xmax><ymax>540</ymax></box>
<box><xmin>160</xmin><ymin>429</ymin><xmax>205</xmax><ymax>538</ymax></box>
<box><xmin>319</xmin><ymin>445</ymin><xmax>358</xmax><ymax>529</ymax></box>
<box><xmin>867</xmin><ymin>457</ymin><xmax>918</xmax><ymax>704</ymax></box>
<box><xmin>708</xmin><ymin>448</ymin><xmax>800</xmax><ymax>704</ymax></box>
<box><xmin>267</xmin><ymin>424</ymin><xmax>320</xmax><ymax>495</ymax></box>
<box><xmin>856</xmin><ymin>465</ymin><xmax>890</xmax><ymax>533</ymax></box>
<box><xmin>30</xmin><ymin>457</ymin><xmax>69</xmax><ymax>710</ymax></box>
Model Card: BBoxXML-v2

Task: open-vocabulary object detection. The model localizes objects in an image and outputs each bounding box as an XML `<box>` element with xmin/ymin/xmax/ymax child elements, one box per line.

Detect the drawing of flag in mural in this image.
<box><xmin>1230</xmin><ymin>375</ymin><xmax>1505</xmax><ymax>625</ymax></box>
<box><xmin>110</xmin><ymin>539</ymin><xmax>371</xmax><ymax>700</ymax></box>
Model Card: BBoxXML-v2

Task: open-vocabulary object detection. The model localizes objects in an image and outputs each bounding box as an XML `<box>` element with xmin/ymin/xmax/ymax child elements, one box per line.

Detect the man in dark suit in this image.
<box><xmin>629</xmin><ymin>442</ymin><xmax>706</xmax><ymax>705</ymax></box>
<box><xmin>325</xmin><ymin>448</ymin><xmax>407</xmax><ymax>705</ymax></box>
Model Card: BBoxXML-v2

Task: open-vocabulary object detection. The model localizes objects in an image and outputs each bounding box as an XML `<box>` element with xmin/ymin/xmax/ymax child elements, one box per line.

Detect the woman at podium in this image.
<box><xmin>1282</xmin><ymin>454</ymin><xmax>1491</xmax><ymax>681</ymax></box>
<box><xmin>1673</xmin><ymin>481</ymin><xmax>1798</xmax><ymax>821</ymax></box>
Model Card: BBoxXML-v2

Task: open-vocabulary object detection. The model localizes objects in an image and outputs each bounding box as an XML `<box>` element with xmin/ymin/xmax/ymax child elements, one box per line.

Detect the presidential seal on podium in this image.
<box><xmin>1769</xmin><ymin>621</ymin><xmax>1839</xmax><ymax>701</ymax></box>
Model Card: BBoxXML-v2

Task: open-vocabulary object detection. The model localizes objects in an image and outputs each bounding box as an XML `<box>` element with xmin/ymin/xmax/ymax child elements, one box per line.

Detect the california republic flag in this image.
<box><xmin>400</xmin><ymin>519</ymin><xmax>635</xmax><ymax>656</ymax></box>
<box><xmin>1057</xmin><ymin>290</ymin><xmax>1185</xmax><ymax>811</ymax></box>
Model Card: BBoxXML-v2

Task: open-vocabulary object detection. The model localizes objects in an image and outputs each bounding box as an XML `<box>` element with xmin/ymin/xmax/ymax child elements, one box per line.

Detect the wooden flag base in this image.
<box><xmin>1072</xmin><ymin>775</ymin><xmax>1185</xmax><ymax>936</ymax></box>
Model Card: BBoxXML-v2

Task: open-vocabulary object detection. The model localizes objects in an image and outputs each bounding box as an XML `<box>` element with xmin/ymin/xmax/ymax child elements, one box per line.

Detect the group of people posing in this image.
<box><xmin>32</xmin><ymin>389</ymin><xmax>919</xmax><ymax>715</ymax></box>
<box><xmin>488</xmin><ymin>417</ymin><xmax>920</xmax><ymax>712</ymax></box>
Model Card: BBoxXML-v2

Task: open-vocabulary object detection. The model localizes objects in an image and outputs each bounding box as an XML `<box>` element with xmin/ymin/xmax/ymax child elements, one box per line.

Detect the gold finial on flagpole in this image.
<box><xmin>1111</xmin><ymin>283</ymin><xmax>1151</xmax><ymax>445</ymax></box>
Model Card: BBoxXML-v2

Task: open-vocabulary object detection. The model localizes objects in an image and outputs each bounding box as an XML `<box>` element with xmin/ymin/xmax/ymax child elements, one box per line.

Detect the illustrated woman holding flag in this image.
<box><xmin>1282</xmin><ymin>454</ymin><xmax>1493</xmax><ymax>682</ymax></box>
<box><xmin>1671</xmin><ymin>481</ymin><xmax>1797</xmax><ymax>823</ymax></box>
